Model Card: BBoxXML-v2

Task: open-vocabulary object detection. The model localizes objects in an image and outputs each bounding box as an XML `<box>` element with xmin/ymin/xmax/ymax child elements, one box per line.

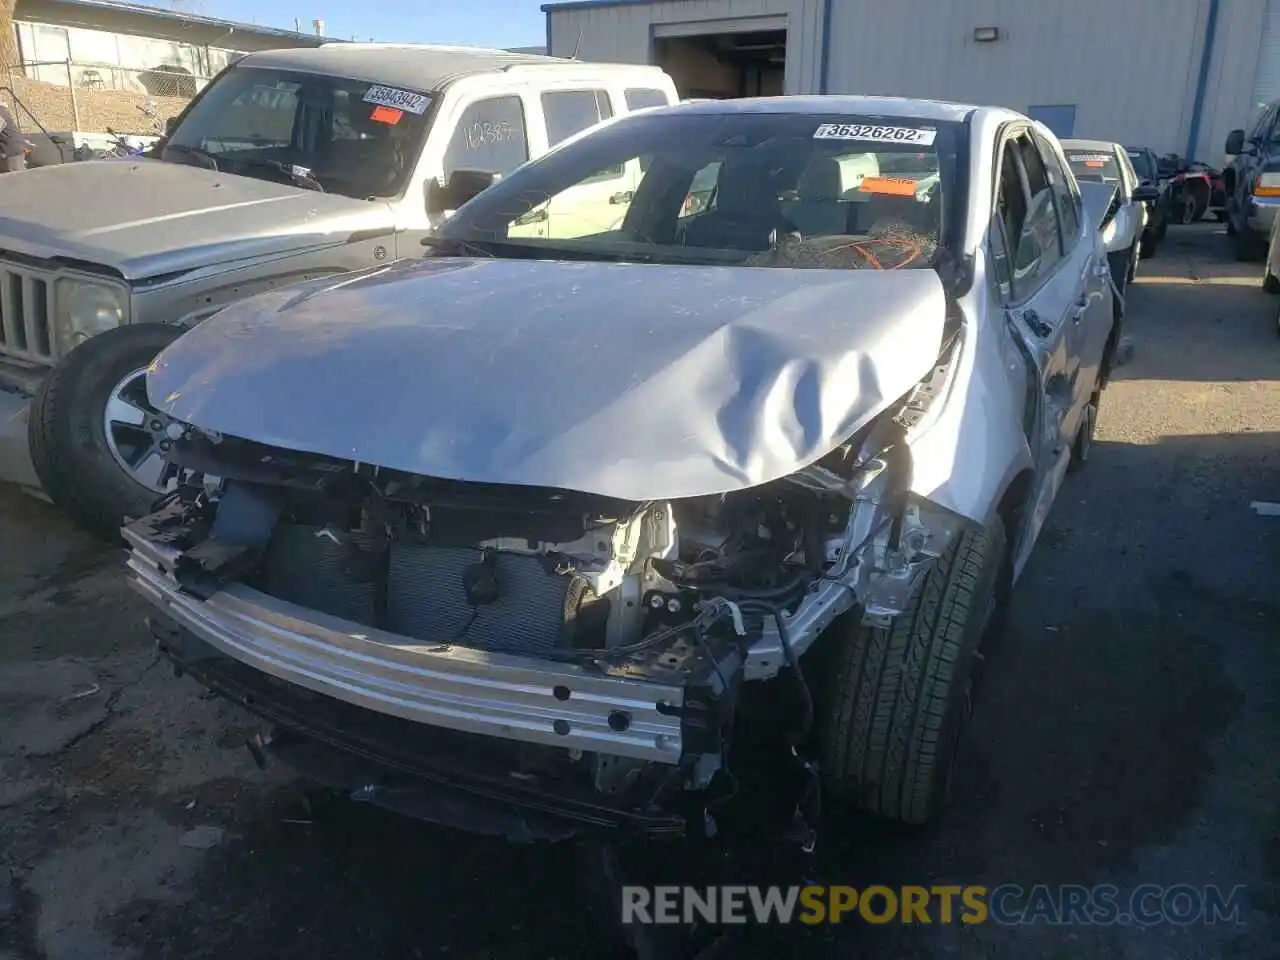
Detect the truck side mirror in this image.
<box><xmin>1225</xmin><ymin>128</ymin><xmax>1245</xmax><ymax>156</ymax></box>
<box><xmin>425</xmin><ymin>169</ymin><xmax>499</xmax><ymax>215</ymax></box>
<box><xmin>1131</xmin><ymin>184</ymin><xmax>1161</xmax><ymax>203</ymax></box>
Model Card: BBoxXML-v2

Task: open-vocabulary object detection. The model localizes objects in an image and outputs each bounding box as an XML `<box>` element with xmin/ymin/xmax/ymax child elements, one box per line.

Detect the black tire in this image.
<box><xmin>28</xmin><ymin>323</ymin><xmax>185</xmax><ymax>540</ymax></box>
<box><xmin>1139</xmin><ymin>234</ymin><xmax>1157</xmax><ymax>259</ymax></box>
<box><xmin>1069</xmin><ymin>389</ymin><xmax>1099</xmax><ymax>472</ymax></box>
<box><xmin>818</xmin><ymin>517</ymin><xmax>1006</xmax><ymax>825</ymax></box>
<box><xmin>1233</xmin><ymin>229</ymin><xmax>1265</xmax><ymax>262</ymax></box>
<box><xmin>1215</xmin><ymin>210</ymin><xmax>1228</xmax><ymax>223</ymax></box>
<box><xmin>1175</xmin><ymin>193</ymin><xmax>1196</xmax><ymax>225</ymax></box>
<box><xmin>1265</xmin><ymin>270</ymin><xmax>1280</xmax><ymax>295</ymax></box>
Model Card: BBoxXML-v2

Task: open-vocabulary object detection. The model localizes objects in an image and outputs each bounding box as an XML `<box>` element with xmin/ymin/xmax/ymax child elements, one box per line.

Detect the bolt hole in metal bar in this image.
<box><xmin>0</xmin><ymin>267</ymin><xmax>54</xmax><ymax>361</ymax></box>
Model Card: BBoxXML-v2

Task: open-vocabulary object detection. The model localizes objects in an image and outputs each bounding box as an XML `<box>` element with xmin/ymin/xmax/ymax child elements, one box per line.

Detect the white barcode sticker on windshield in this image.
<box><xmin>363</xmin><ymin>85</ymin><xmax>431</xmax><ymax>115</ymax></box>
<box><xmin>1070</xmin><ymin>154</ymin><xmax>1112</xmax><ymax>163</ymax></box>
<box><xmin>813</xmin><ymin>123</ymin><xmax>937</xmax><ymax>145</ymax></box>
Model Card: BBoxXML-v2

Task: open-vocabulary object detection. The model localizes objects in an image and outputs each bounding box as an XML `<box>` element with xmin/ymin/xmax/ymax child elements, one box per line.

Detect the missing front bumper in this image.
<box><xmin>152</xmin><ymin>620</ymin><xmax>688</xmax><ymax>838</ymax></box>
<box><xmin>126</xmin><ymin>530</ymin><xmax>689</xmax><ymax>765</ymax></box>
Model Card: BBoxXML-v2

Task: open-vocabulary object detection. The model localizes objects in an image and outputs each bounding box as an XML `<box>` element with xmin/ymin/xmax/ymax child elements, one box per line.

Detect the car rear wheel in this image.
<box><xmin>1234</xmin><ymin>229</ymin><xmax>1266</xmax><ymax>262</ymax></box>
<box><xmin>28</xmin><ymin>323</ymin><xmax>186</xmax><ymax>540</ymax></box>
<box><xmin>1069</xmin><ymin>389</ymin><xmax>1100</xmax><ymax>472</ymax></box>
<box><xmin>817</xmin><ymin>517</ymin><xmax>1006</xmax><ymax>825</ymax></box>
<box><xmin>1176</xmin><ymin>193</ymin><xmax>1197</xmax><ymax>224</ymax></box>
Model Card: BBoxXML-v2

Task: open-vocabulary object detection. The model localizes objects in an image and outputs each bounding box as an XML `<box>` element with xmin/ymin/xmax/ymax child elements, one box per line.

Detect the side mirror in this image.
<box><xmin>425</xmin><ymin>169</ymin><xmax>499</xmax><ymax>215</ymax></box>
<box><xmin>1225</xmin><ymin>128</ymin><xmax>1245</xmax><ymax>156</ymax></box>
<box><xmin>1132</xmin><ymin>184</ymin><xmax>1161</xmax><ymax>203</ymax></box>
<box><xmin>164</xmin><ymin>116</ymin><xmax>179</xmax><ymax>136</ymax></box>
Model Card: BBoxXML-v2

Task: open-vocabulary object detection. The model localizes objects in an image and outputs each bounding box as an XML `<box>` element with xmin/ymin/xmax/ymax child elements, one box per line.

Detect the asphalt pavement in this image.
<box><xmin>0</xmin><ymin>223</ymin><xmax>1277</xmax><ymax>960</ymax></box>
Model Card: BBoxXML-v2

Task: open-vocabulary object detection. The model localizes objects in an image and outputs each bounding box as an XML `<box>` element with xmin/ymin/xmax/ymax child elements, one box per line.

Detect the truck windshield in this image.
<box><xmin>436</xmin><ymin>111</ymin><xmax>961</xmax><ymax>270</ymax></box>
<box><xmin>161</xmin><ymin>65</ymin><xmax>431</xmax><ymax>200</ymax></box>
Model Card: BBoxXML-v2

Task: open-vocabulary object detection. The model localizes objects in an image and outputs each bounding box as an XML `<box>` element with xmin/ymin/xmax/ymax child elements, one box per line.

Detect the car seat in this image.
<box><xmin>681</xmin><ymin>161</ymin><xmax>791</xmax><ymax>251</ymax></box>
<box><xmin>784</xmin><ymin>156</ymin><xmax>848</xmax><ymax>238</ymax></box>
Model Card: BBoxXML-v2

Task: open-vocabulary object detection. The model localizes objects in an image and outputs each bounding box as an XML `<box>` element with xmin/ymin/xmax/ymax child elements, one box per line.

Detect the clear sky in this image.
<box><xmin>142</xmin><ymin>0</ymin><xmax>551</xmax><ymax>48</ymax></box>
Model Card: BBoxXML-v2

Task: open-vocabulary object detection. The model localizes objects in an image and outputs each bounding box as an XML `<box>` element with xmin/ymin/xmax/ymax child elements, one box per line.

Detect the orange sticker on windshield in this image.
<box><xmin>858</xmin><ymin>176</ymin><xmax>917</xmax><ymax>197</ymax></box>
<box><xmin>370</xmin><ymin>105</ymin><xmax>403</xmax><ymax>125</ymax></box>
<box><xmin>1085</xmin><ymin>160</ymin><xmax>1104</xmax><ymax>167</ymax></box>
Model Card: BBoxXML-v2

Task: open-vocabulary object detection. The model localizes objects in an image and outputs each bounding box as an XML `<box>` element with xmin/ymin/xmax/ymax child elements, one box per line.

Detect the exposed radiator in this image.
<box><xmin>388</xmin><ymin>544</ymin><xmax>582</xmax><ymax>654</ymax></box>
<box><xmin>260</xmin><ymin>525</ymin><xmax>602</xmax><ymax>656</ymax></box>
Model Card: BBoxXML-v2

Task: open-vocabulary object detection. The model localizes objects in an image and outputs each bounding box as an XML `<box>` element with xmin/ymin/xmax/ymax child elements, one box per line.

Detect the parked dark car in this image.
<box><xmin>1126</xmin><ymin>145</ymin><xmax>1170</xmax><ymax>255</ymax></box>
<box><xmin>1223</xmin><ymin>100</ymin><xmax>1280</xmax><ymax>261</ymax></box>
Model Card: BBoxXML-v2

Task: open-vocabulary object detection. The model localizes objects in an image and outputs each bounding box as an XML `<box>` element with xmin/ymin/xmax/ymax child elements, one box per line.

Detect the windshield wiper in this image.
<box><xmin>420</xmin><ymin>235</ymin><xmax>504</xmax><ymax>257</ymax></box>
<box><xmin>234</xmin><ymin>158</ymin><xmax>325</xmax><ymax>192</ymax></box>
<box><xmin>163</xmin><ymin>143</ymin><xmax>218</xmax><ymax>170</ymax></box>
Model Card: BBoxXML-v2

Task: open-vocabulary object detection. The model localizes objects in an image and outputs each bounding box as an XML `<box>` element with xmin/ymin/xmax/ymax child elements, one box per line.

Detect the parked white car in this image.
<box><xmin>1060</xmin><ymin>137</ymin><xmax>1160</xmax><ymax>295</ymax></box>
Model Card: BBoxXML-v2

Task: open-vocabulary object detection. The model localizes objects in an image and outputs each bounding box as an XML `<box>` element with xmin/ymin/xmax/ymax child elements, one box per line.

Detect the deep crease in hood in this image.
<box><xmin>0</xmin><ymin>160</ymin><xmax>390</xmax><ymax>280</ymax></box>
<box><xmin>148</xmin><ymin>257</ymin><xmax>948</xmax><ymax>501</ymax></box>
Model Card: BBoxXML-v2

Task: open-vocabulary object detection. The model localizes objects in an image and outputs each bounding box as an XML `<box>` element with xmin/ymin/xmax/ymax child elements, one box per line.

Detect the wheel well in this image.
<box><xmin>995</xmin><ymin>469</ymin><xmax>1034</xmax><ymax>567</ymax></box>
<box><xmin>984</xmin><ymin>468</ymin><xmax>1033</xmax><ymax>637</ymax></box>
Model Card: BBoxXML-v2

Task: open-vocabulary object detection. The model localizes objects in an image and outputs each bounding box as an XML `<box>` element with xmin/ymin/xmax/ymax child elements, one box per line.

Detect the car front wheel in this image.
<box><xmin>817</xmin><ymin>517</ymin><xmax>1006</xmax><ymax>825</ymax></box>
<box><xmin>28</xmin><ymin>323</ymin><xmax>187</xmax><ymax>540</ymax></box>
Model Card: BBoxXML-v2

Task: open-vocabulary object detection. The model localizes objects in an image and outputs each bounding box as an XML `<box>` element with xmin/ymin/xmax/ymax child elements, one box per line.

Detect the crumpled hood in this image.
<box><xmin>0</xmin><ymin>159</ymin><xmax>390</xmax><ymax>280</ymax></box>
<box><xmin>148</xmin><ymin>257</ymin><xmax>948</xmax><ymax>501</ymax></box>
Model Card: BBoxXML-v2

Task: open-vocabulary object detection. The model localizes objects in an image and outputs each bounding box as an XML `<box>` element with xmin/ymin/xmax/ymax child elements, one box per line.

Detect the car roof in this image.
<box><xmin>656</xmin><ymin>95</ymin><xmax>1013</xmax><ymax>125</ymax></box>
<box><xmin>236</xmin><ymin>43</ymin><xmax>666</xmax><ymax>93</ymax></box>
<box><xmin>1061</xmin><ymin>138</ymin><xmax>1120</xmax><ymax>153</ymax></box>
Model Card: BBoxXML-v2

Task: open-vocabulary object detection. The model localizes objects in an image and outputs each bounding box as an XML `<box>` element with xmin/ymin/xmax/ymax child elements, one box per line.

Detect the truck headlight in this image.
<box><xmin>55</xmin><ymin>279</ymin><xmax>128</xmax><ymax>351</ymax></box>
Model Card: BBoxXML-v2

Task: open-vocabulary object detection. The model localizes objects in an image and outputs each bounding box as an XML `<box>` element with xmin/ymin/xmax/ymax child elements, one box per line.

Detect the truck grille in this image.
<box><xmin>0</xmin><ymin>263</ymin><xmax>55</xmax><ymax>363</ymax></box>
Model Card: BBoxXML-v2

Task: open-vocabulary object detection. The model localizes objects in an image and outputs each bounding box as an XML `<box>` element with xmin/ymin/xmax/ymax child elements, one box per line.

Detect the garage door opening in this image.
<box><xmin>653</xmin><ymin>28</ymin><xmax>787</xmax><ymax>99</ymax></box>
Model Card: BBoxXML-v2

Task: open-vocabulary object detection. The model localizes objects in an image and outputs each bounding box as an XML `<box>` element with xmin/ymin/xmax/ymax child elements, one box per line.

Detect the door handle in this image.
<box><xmin>609</xmin><ymin>190</ymin><xmax>634</xmax><ymax>205</ymax></box>
<box><xmin>513</xmin><ymin>208</ymin><xmax>548</xmax><ymax>225</ymax></box>
<box><xmin>1071</xmin><ymin>297</ymin><xmax>1090</xmax><ymax>323</ymax></box>
<box><xmin>1092</xmin><ymin>261</ymin><xmax>1110</xmax><ymax>280</ymax></box>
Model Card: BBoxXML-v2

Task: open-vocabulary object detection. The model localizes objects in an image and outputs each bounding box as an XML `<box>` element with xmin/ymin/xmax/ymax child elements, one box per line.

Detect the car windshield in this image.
<box><xmin>161</xmin><ymin>65</ymin><xmax>431</xmax><ymax>200</ymax></box>
<box><xmin>1126</xmin><ymin>149</ymin><xmax>1155</xmax><ymax>181</ymax></box>
<box><xmin>436</xmin><ymin>111</ymin><xmax>963</xmax><ymax>270</ymax></box>
<box><xmin>1066</xmin><ymin>149</ymin><xmax>1122</xmax><ymax>185</ymax></box>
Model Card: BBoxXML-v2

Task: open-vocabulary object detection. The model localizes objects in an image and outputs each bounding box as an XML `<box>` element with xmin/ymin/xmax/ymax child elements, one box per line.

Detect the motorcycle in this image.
<box><xmin>1158</xmin><ymin>153</ymin><xmax>1227</xmax><ymax>224</ymax></box>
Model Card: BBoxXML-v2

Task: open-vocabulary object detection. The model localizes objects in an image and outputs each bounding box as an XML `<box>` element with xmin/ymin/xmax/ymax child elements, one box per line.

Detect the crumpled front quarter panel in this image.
<box><xmin>908</xmin><ymin>252</ymin><xmax>1033</xmax><ymax>526</ymax></box>
<box><xmin>147</xmin><ymin>257</ymin><xmax>949</xmax><ymax>501</ymax></box>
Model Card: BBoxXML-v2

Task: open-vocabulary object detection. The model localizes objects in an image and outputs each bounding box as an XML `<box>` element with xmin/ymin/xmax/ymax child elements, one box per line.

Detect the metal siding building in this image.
<box><xmin>544</xmin><ymin>0</ymin><xmax>1278</xmax><ymax>162</ymax></box>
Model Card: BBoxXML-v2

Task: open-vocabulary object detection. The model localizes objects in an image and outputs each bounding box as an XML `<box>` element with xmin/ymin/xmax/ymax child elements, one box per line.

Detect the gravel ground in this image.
<box><xmin>0</xmin><ymin>223</ymin><xmax>1277</xmax><ymax>960</ymax></box>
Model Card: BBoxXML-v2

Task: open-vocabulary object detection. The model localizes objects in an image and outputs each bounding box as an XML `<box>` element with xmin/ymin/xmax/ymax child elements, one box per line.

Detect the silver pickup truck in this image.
<box><xmin>0</xmin><ymin>43</ymin><xmax>676</xmax><ymax>536</ymax></box>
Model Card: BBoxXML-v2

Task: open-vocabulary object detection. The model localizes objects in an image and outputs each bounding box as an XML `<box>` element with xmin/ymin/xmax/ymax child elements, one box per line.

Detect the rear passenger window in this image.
<box><xmin>624</xmin><ymin>88</ymin><xmax>669</xmax><ymax>111</ymax></box>
<box><xmin>443</xmin><ymin>96</ymin><xmax>529</xmax><ymax>179</ymax></box>
<box><xmin>1014</xmin><ymin>133</ymin><xmax>1064</xmax><ymax>283</ymax></box>
<box><xmin>542</xmin><ymin>89</ymin><xmax>622</xmax><ymax>181</ymax></box>
<box><xmin>542</xmin><ymin>89</ymin><xmax>613</xmax><ymax>146</ymax></box>
<box><xmin>1036</xmin><ymin>133</ymin><xmax>1081</xmax><ymax>249</ymax></box>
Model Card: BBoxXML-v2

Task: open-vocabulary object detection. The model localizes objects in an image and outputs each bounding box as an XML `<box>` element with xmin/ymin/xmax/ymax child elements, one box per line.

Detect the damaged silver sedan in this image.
<box><xmin>124</xmin><ymin>97</ymin><xmax>1118</xmax><ymax>841</ymax></box>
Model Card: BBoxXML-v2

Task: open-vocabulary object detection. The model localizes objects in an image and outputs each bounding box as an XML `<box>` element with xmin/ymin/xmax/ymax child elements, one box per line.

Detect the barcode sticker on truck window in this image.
<box><xmin>813</xmin><ymin>123</ymin><xmax>937</xmax><ymax>145</ymax></box>
<box><xmin>1069</xmin><ymin>154</ymin><xmax>1112</xmax><ymax>163</ymax></box>
<box><xmin>362</xmin><ymin>85</ymin><xmax>431</xmax><ymax>115</ymax></box>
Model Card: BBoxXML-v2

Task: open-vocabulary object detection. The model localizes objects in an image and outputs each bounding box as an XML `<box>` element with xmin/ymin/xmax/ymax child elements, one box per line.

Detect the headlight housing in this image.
<box><xmin>54</xmin><ymin>279</ymin><xmax>128</xmax><ymax>352</ymax></box>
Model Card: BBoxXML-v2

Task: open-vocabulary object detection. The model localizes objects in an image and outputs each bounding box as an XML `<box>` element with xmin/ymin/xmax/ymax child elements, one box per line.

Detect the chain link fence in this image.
<box><xmin>2</xmin><ymin>60</ymin><xmax>212</xmax><ymax>137</ymax></box>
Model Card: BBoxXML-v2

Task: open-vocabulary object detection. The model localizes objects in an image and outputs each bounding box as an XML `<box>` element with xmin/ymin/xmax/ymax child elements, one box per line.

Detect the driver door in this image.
<box><xmin>991</xmin><ymin>131</ymin><xmax>1094</xmax><ymax>576</ymax></box>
